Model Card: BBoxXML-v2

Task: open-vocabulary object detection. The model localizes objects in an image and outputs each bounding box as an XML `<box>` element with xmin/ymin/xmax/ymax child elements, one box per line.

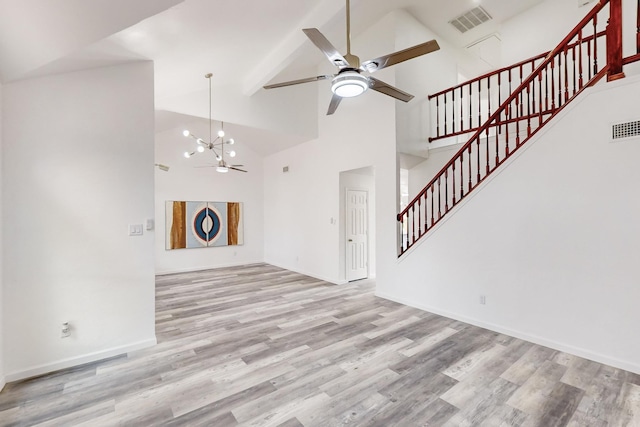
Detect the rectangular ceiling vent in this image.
<box><xmin>449</xmin><ymin>6</ymin><xmax>492</xmax><ymax>34</ymax></box>
<box><xmin>611</xmin><ymin>120</ymin><xmax>640</xmax><ymax>142</ymax></box>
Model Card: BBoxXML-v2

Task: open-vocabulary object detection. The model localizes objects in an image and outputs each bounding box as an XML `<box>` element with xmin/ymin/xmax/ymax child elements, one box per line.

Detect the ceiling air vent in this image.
<box><xmin>611</xmin><ymin>120</ymin><xmax>640</xmax><ymax>142</ymax></box>
<box><xmin>449</xmin><ymin>6</ymin><xmax>492</xmax><ymax>34</ymax></box>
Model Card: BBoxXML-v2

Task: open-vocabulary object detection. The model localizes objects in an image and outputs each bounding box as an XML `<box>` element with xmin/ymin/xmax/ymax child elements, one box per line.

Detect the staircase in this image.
<box><xmin>398</xmin><ymin>0</ymin><xmax>640</xmax><ymax>256</ymax></box>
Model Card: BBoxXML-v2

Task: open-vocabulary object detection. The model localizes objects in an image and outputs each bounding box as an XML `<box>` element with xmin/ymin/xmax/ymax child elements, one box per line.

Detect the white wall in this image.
<box><xmin>157</xmin><ymin>78</ymin><xmax>319</xmax><ymax>146</ymax></box>
<box><xmin>263</xmin><ymin>13</ymin><xmax>398</xmax><ymax>285</ymax></box>
<box><xmin>2</xmin><ymin>62</ymin><xmax>157</xmax><ymax>381</ymax></box>
<box><xmin>338</xmin><ymin>169</ymin><xmax>376</xmax><ymax>282</ymax></box>
<box><xmin>0</xmin><ymin>81</ymin><xmax>4</xmax><ymax>391</ymax></box>
<box><xmin>407</xmin><ymin>145</ymin><xmax>460</xmax><ymax>202</ymax></box>
<box><xmin>393</xmin><ymin>10</ymin><xmax>470</xmax><ymax>158</ymax></box>
<box><xmin>622</xmin><ymin>0</ymin><xmax>640</xmax><ymax>58</ymax></box>
<box><xmin>154</xmin><ymin>120</ymin><xmax>264</xmax><ymax>274</ymax></box>
<box><xmin>377</xmin><ymin>76</ymin><xmax>640</xmax><ymax>374</ymax></box>
<box><xmin>500</xmin><ymin>0</ymin><xmax>591</xmax><ymax>66</ymax></box>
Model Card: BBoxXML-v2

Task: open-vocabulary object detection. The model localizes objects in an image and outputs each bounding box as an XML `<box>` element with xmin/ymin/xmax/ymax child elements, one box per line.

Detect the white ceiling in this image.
<box><xmin>0</xmin><ymin>0</ymin><xmax>547</xmax><ymax>155</ymax></box>
<box><xmin>0</xmin><ymin>0</ymin><xmax>182</xmax><ymax>81</ymax></box>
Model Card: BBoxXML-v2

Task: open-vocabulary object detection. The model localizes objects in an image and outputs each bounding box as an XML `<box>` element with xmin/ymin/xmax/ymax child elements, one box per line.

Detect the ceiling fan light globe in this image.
<box><xmin>229</xmin><ymin>150</ymin><xmax>236</xmax><ymax>157</ymax></box>
<box><xmin>228</xmin><ymin>138</ymin><xmax>235</xmax><ymax>145</ymax></box>
<box><xmin>197</xmin><ymin>145</ymin><xmax>205</xmax><ymax>153</ymax></box>
<box><xmin>184</xmin><ymin>151</ymin><xmax>192</xmax><ymax>158</ymax></box>
<box><xmin>331</xmin><ymin>71</ymin><xmax>368</xmax><ymax>98</ymax></box>
<box><xmin>218</xmin><ymin>130</ymin><xmax>225</xmax><ymax>138</ymax></box>
<box><xmin>183</xmin><ymin>130</ymin><xmax>190</xmax><ymax>137</ymax></box>
<box><xmin>216</xmin><ymin>166</ymin><xmax>229</xmax><ymax>173</ymax></box>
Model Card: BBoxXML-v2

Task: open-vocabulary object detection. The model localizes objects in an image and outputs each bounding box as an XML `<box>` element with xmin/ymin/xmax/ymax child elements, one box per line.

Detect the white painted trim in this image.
<box><xmin>376</xmin><ymin>291</ymin><xmax>640</xmax><ymax>375</ymax></box>
<box><xmin>155</xmin><ymin>259</ymin><xmax>265</xmax><ymax>276</ymax></box>
<box><xmin>157</xmin><ymin>261</ymin><xmax>348</xmax><ymax>285</ymax></box>
<box><xmin>4</xmin><ymin>338</ymin><xmax>157</xmax><ymax>383</ymax></box>
<box><xmin>266</xmin><ymin>261</ymin><xmax>347</xmax><ymax>286</ymax></box>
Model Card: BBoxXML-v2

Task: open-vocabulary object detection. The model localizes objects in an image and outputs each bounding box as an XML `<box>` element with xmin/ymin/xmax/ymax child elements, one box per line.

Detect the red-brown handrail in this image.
<box><xmin>398</xmin><ymin>0</ymin><xmax>615</xmax><ymax>256</ymax></box>
<box><xmin>428</xmin><ymin>31</ymin><xmax>605</xmax><ymax>143</ymax></box>
<box><xmin>428</xmin><ymin>52</ymin><xmax>548</xmax><ymax>99</ymax></box>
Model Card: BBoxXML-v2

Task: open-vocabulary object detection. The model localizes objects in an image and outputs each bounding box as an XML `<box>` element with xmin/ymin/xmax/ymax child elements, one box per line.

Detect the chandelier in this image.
<box><xmin>182</xmin><ymin>73</ymin><xmax>246</xmax><ymax>173</ymax></box>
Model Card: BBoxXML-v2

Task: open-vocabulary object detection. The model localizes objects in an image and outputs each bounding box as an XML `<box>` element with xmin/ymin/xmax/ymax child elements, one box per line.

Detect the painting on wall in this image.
<box><xmin>165</xmin><ymin>201</ymin><xmax>243</xmax><ymax>250</ymax></box>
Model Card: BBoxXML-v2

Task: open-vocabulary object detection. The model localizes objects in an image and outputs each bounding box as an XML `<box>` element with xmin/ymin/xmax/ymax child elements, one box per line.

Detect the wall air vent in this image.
<box><xmin>611</xmin><ymin>120</ymin><xmax>640</xmax><ymax>142</ymax></box>
<box><xmin>449</xmin><ymin>6</ymin><xmax>492</xmax><ymax>34</ymax></box>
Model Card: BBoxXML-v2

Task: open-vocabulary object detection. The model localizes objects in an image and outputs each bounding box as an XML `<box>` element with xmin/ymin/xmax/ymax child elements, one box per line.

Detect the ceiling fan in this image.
<box><xmin>183</xmin><ymin>74</ymin><xmax>247</xmax><ymax>173</ymax></box>
<box><xmin>195</xmin><ymin>160</ymin><xmax>247</xmax><ymax>173</ymax></box>
<box><xmin>263</xmin><ymin>0</ymin><xmax>440</xmax><ymax>115</ymax></box>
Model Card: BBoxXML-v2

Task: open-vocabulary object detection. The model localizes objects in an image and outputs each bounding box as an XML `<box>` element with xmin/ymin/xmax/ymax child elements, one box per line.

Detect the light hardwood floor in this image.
<box><xmin>1</xmin><ymin>263</ymin><xmax>639</xmax><ymax>426</ymax></box>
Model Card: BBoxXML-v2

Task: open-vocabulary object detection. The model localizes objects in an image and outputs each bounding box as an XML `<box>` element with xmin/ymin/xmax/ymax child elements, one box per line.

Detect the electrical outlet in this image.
<box><xmin>479</xmin><ymin>295</ymin><xmax>486</xmax><ymax>305</ymax></box>
<box><xmin>61</xmin><ymin>322</ymin><xmax>71</xmax><ymax>338</ymax></box>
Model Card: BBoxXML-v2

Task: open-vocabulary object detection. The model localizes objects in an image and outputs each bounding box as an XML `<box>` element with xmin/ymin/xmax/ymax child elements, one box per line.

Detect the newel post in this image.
<box><xmin>607</xmin><ymin>0</ymin><xmax>625</xmax><ymax>81</ymax></box>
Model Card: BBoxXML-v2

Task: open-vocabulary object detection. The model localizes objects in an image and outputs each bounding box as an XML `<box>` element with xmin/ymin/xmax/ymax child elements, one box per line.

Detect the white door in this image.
<box><xmin>346</xmin><ymin>189</ymin><xmax>368</xmax><ymax>281</ymax></box>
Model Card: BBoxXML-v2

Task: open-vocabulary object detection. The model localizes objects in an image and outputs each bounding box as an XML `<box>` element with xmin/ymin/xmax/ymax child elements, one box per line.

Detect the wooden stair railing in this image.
<box><xmin>428</xmin><ymin>51</ymin><xmax>546</xmax><ymax>144</ymax></box>
<box><xmin>427</xmin><ymin>30</ymin><xmax>605</xmax><ymax>143</ymax></box>
<box><xmin>398</xmin><ymin>0</ymin><xmax>617</xmax><ymax>256</ymax></box>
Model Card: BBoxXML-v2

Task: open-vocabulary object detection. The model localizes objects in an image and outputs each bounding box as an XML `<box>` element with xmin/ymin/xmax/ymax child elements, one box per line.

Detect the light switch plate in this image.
<box><xmin>146</xmin><ymin>219</ymin><xmax>155</xmax><ymax>230</ymax></box>
<box><xmin>129</xmin><ymin>224</ymin><xmax>143</xmax><ymax>236</ymax></box>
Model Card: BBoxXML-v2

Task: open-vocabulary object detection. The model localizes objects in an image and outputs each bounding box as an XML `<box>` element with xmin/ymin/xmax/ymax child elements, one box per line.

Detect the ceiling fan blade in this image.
<box><xmin>230</xmin><ymin>164</ymin><xmax>244</xmax><ymax>167</ymax></box>
<box><xmin>368</xmin><ymin>77</ymin><xmax>414</xmax><ymax>102</ymax></box>
<box><xmin>327</xmin><ymin>93</ymin><xmax>342</xmax><ymax>115</ymax></box>
<box><xmin>361</xmin><ymin>40</ymin><xmax>440</xmax><ymax>73</ymax></box>
<box><xmin>264</xmin><ymin>75</ymin><xmax>334</xmax><ymax>89</ymax></box>
<box><xmin>229</xmin><ymin>167</ymin><xmax>248</xmax><ymax>173</ymax></box>
<box><xmin>303</xmin><ymin>28</ymin><xmax>350</xmax><ymax>68</ymax></box>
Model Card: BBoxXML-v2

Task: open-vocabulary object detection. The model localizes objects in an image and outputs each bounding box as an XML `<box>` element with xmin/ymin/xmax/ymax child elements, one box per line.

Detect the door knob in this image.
<box><xmin>348</xmin><ymin>239</ymin><xmax>353</xmax><ymax>242</ymax></box>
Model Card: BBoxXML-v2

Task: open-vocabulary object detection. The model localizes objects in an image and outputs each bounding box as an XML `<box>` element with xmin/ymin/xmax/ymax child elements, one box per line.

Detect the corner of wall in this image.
<box><xmin>0</xmin><ymin>79</ymin><xmax>4</xmax><ymax>390</ymax></box>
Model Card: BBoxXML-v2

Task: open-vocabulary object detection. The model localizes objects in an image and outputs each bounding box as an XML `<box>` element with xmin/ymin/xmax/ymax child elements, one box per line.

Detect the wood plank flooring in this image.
<box><xmin>1</xmin><ymin>263</ymin><xmax>640</xmax><ymax>426</ymax></box>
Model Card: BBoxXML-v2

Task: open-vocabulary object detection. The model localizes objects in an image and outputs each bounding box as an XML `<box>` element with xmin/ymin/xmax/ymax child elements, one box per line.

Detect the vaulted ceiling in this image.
<box><xmin>0</xmin><ymin>0</ymin><xmax>548</xmax><ymax>155</ymax></box>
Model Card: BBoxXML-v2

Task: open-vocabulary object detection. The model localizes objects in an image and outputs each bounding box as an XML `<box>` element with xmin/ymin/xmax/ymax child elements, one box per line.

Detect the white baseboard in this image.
<box><xmin>0</xmin><ymin>376</ymin><xmax>5</xmax><ymax>392</ymax></box>
<box><xmin>155</xmin><ymin>260</ymin><xmax>265</xmax><ymax>276</ymax></box>
<box><xmin>4</xmin><ymin>337</ymin><xmax>157</xmax><ymax>383</ymax></box>
<box><xmin>162</xmin><ymin>259</ymin><xmax>350</xmax><ymax>286</ymax></box>
<box><xmin>376</xmin><ymin>291</ymin><xmax>640</xmax><ymax>376</ymax></box>
<box><xmin>266</xmin><ymin>261</ymin><xmax>346</xmax><ymax>285</ymax></box>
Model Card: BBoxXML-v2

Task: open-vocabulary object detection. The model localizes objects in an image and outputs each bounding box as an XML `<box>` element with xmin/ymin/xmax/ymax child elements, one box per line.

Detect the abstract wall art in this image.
<box><xmin>165</xmin><ymin>201</ymin><xmax>243</xmax><ymax>250</ymax></box>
